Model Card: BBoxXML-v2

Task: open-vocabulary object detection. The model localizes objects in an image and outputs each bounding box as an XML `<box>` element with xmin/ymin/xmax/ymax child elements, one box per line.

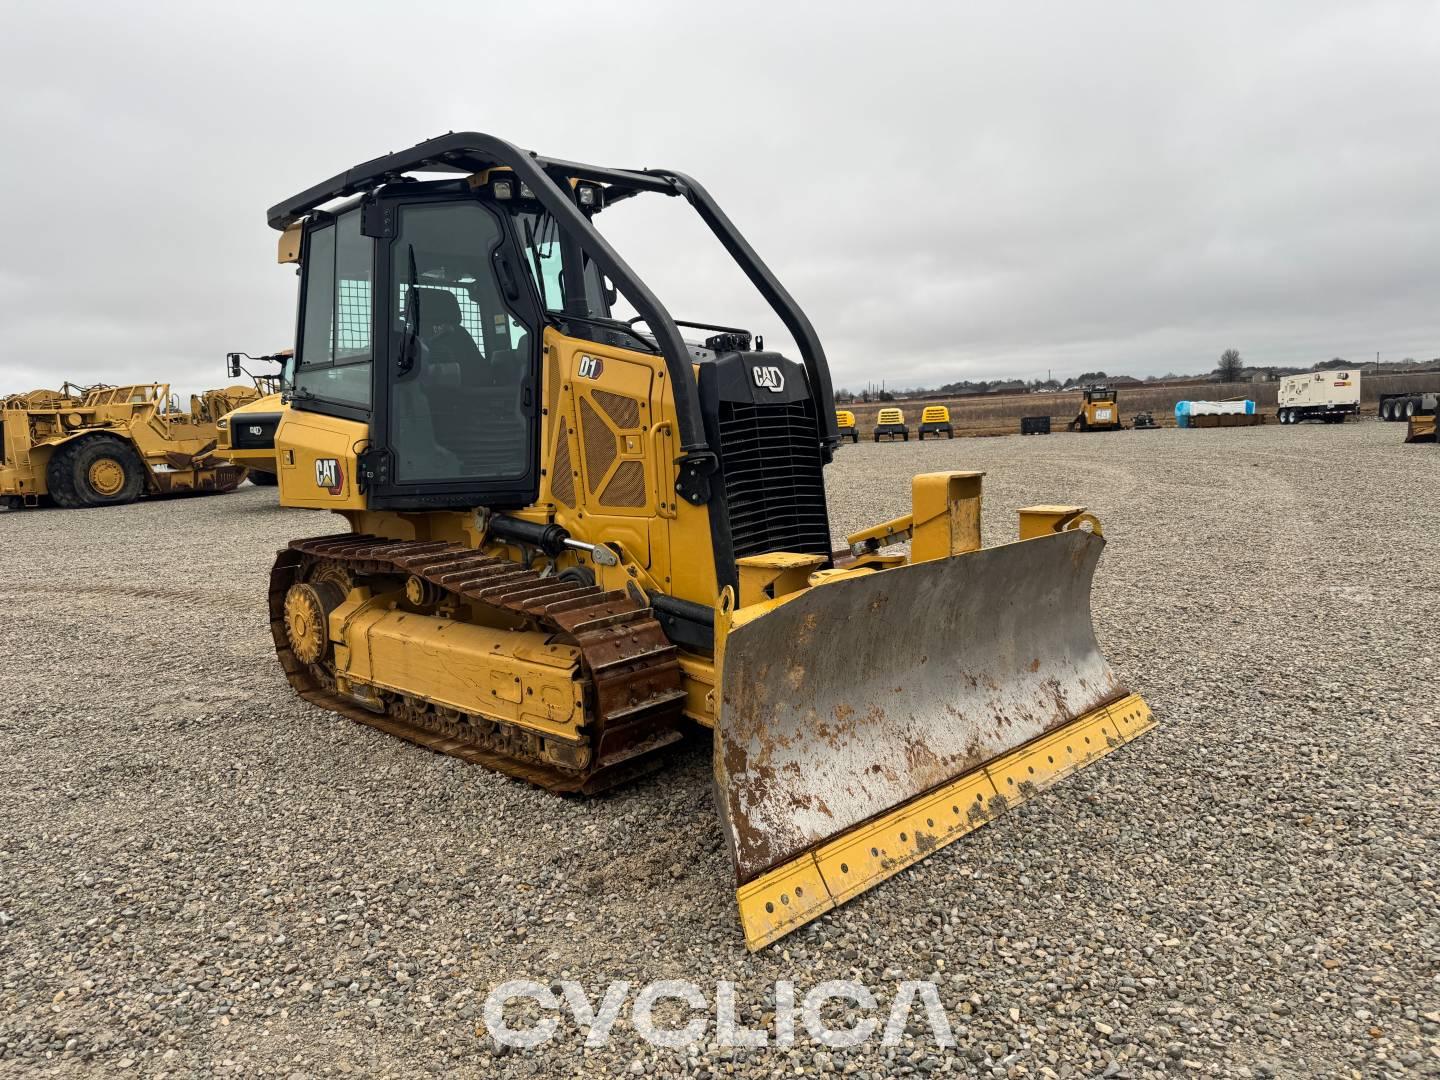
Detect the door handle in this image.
<box><xmin>495</xmin><ymin>253</ymin><xmax>522</xmax><ymax>302</ymax></box>
<box><xmin>650</xmin><ymin>421</ymin><xmax>676</xmax><ymax>519</ymax></box>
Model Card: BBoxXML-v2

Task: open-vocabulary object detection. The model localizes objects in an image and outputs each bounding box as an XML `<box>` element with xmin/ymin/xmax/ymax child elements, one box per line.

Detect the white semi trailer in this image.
<box><xmin>1277</xmin><ymin>370</ymin><xmax>1361</xmax><ymax>425</ymax></box>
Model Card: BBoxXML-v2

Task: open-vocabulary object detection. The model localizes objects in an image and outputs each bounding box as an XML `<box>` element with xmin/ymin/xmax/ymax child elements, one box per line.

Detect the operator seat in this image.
<box><xmin>390</xmin><ymin>288</ymin><xmax>475</xmax><ymax>479</ymax></box>
<box><xmin>415</xmin><ymin>288</ymin><xmax>483</xmax><ymax>370</ymax></box>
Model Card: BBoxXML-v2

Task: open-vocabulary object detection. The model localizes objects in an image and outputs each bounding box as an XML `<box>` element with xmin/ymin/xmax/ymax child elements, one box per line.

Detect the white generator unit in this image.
<box><xmin>1277</xmin><ymin>370</ymin><xmax>1361</xmax><ymax>425</ymax></box>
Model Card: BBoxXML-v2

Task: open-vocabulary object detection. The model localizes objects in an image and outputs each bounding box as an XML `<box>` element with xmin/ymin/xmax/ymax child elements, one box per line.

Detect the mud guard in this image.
<box><xmin>714</xmin><ymin>528</ymin><xmax>1154</xmax><ymax>949</ymax></box>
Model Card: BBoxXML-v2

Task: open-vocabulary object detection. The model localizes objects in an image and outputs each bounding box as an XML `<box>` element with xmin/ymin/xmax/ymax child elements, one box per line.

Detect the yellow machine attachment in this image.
<box><xmin>193</xmin><ymin>385</ymin><xmax>263</xmax><ymax>423</ymax></box>
<box><xmin>834</xmin><ymin>409</ymin><xmax>859</xmax><ymax>443</ymax></box>
<box><xmin>873</xmin><ymin>406</ymin><xmax>910</xmax><ymax>441</ymax></box>
<box><xmin>261</xmin><ymin>131</ymin><xmax>1153</xmax><ymax>950</ymax></box>
<box><xmin>0</xmin><ymin>382</ymin><xmax>249</xmax><ymax>510</ymax></box>
<box><xmin>917</xmin><ymin>404</ymin><xmax>954</xmax><ymax>439</ymax></box>
<box><xmin>1405</xmin><ymin>412</ymin><xmax>1436</xmax><ymax>443</ymax></box>
<box><xmin>720</xmin><ymin>492</ymin><xmax>1152</xmax><ymax>946</ymax></box>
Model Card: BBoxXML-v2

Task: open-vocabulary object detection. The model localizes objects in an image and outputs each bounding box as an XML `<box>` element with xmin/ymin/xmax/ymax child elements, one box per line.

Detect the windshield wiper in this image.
<box><xmin>398</xmin><ymin>244</ymin><xmax>421</xmax><ymax>376</ymax></box>
<box><xmin>549</xmin><ymin>311</ymin><xmax>658</xmax><ymax>353</ymax></box>
<box><xmin>522</xmin><ymin>216</ymin><xmax>550</xmax><ymax>309</ymax></box>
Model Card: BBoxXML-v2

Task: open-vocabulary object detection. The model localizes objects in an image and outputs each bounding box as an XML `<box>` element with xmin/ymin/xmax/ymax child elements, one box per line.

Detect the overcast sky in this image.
<box><xmin>2</xmin><ymin>1</ymin><xmax>1438</xmax><ymax>399</ymax></box>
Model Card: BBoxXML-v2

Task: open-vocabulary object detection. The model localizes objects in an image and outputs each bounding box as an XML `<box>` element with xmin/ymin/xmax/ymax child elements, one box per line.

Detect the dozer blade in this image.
<box><xmin>715</xmin><ymin>527</ymin><xmax>1155</xmax><ymax>949</ymax></box>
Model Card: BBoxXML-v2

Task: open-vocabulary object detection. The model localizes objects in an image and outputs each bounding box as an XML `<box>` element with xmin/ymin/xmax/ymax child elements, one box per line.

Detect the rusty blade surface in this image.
<box><xmin>714</xmin><ymin>528</ymin><xmax>1126</xmax><ymax>885</ymax></box>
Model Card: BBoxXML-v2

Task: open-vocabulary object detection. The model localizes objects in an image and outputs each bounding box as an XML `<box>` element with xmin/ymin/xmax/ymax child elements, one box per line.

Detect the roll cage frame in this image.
<box><xmin>268</xmin><ymin>132</ymin><xmax>840</xmax><ymax>503</ymax></box>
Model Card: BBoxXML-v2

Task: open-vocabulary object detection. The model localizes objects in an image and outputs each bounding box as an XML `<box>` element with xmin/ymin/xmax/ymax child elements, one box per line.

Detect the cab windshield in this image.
<box><xmin>512</xmin><ymin>208</ymin><xmax>609</xmax><ymax>319</ymax></box>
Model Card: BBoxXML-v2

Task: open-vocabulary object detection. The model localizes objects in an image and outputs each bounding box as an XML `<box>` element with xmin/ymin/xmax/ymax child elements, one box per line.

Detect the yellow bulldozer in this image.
<box><xmin>261</xmin><ymin>133</ymin><xmax>1154</xmax><ymax>949</ymax></box>
<box><xmin>1</xmin><ymin>381</ymin><xmax>252</xmax><ymax>510</ymax></box>
<box><xmin>215</xmin><ymin>350</ymin><xmax>295</xmax><ymax>485</ymax></box>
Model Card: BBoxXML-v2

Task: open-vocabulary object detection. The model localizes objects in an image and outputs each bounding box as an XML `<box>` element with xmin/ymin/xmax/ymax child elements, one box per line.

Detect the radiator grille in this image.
<box><xmin>231</xmin><ymin>414</ymin><xmax>282</xmax><ymax>450</ymax></box>
<box><xmin>717</xmin><ymin>399</ymin><xmax>830</xmax><ymax>560</ymax></box>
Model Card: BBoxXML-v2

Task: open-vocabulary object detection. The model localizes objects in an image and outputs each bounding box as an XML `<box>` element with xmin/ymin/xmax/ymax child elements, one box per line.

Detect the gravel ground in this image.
<box><xmin>1</xmin><ymin>421</ymin><xmax>1436</xmax><ymax>1079</ymax></box>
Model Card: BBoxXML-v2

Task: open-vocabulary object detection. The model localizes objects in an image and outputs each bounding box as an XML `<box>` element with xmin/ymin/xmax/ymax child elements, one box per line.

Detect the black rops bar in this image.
<box><xmin>266</xmin><ymin>132</ymin><xmax>839</xmax><ymax>491</ymax></box>
<box><xmin>267</xmin><ymin>133</ymin><xmax>716</xmax><ymax>503</ymax></box>
<box><xmin>646</xmin><ymin>168</ymin><xmax>840</xmax><ymax>457</ymax></box>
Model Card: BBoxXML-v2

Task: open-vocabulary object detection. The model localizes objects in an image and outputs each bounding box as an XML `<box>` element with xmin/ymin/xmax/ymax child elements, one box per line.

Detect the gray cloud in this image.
<box><xmin>1</xmin><ymin>0</ymin><xmax>1437</xmax><ymax>399</ymax></box>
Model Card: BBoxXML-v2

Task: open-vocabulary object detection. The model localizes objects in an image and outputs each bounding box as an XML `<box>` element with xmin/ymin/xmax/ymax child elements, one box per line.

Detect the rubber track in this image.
<box><xmin>268</xmin><ymin>533</ymin><xmax>689</xmax><ymax>794</ymax></box>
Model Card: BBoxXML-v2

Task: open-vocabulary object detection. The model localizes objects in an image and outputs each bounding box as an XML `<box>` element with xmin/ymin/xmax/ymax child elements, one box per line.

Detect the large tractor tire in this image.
<box><xmin>46</xmin><ymin>435</ymin><xmax>146</xmax><ymax>509</ymax></box>
<box><xmin>248</xmin><ymin>469</ymin><xmax>280</xmax><ymax>486</ymax></box>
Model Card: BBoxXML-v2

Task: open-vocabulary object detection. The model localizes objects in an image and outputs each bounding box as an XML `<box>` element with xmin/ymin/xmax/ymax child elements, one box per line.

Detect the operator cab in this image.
<box><xmin>269</xmin><ymin>133</ymin><xmax>839</xmax><ymax>541</ymax></box>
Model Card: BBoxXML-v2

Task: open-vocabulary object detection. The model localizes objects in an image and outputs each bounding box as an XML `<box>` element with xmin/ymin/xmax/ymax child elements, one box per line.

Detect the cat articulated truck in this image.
<box><xmin>216</xmin><ymin>351</ymin><xmax>294</xmax><ymax>485</ymax></box>
<box><xmin>258</xmin><ymin>131</ymin><xmax>1154</xmax><ymax>949</ymax></box>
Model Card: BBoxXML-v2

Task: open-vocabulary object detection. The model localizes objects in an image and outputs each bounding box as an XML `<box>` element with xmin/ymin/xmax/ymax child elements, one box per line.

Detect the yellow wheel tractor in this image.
<box><xmin>1</xmin><ymin>382</ymin><xmax>251</xmax><ymax>510</ymax></box>
<box><xmin>261</xmin><ymin>132</ymin><xmax>1154</xmax><ymax>949</ymax></box>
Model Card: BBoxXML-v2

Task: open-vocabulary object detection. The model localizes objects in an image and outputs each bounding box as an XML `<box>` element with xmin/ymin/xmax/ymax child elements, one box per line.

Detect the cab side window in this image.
<box><xmin>295</xmin><ymin>210</ymin><xmax>373</xmax><ymax>409</ymax></box>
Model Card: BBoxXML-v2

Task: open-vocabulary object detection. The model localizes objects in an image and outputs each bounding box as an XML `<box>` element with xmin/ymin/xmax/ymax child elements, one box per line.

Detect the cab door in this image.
<box><xmin>367</xmin><ymin>192</ymin><xmax>543</xmax><ymax>511</ymax></box>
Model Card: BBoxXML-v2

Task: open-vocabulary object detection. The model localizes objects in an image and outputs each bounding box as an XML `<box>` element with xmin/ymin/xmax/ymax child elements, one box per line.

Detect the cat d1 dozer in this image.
<box><xmin>1</xmin><ymin>382</ymin><xmax>250</xmax><ymax>510</ymax></box>
<box><xmin>215</xmin><ymin>351</ymin><xmax>295</xmax><ymax>485</ymax></box>
<box><xmin>263</xmin><ymin>132</ymin><xmax>1154</xmax><ymax>949</ymax></box>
